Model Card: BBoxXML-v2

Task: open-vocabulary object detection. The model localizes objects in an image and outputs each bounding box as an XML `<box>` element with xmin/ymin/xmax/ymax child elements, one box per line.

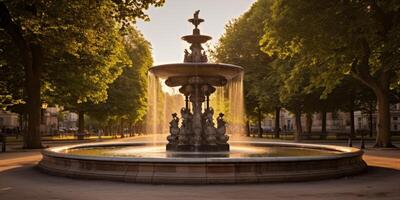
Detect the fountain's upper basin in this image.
<box><xmin>149</xmin><ymin>63</ymin><xmax>243</xmax><ymax>80</ymax></box>
<box><xmin>181</xmin><ymin>35</ymin><xmax>212</xmax><ymax>43</ymax></box>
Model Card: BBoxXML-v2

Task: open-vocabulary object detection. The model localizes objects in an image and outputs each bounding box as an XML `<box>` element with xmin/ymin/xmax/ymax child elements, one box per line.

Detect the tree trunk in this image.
<box><xmin>133</xmin><ymin>123</ymin><xmax>137</xmax><ymax>136</ymax></box>
<box><xmin>78</xmin><ymin>111</ymin><xmax>85</xmax><ymax>134</ymax></box>
<box><xmin>257</xmin><ymin>108</ymin><xmax>263</xmax><ymax>138</ymax></box>
<box><xmin>128</xmin><ymin>122</ymin><xmax>133</xmax><ymax>136</ymax></box>
<box><xmin>350</xmin><ymin>39</ymin><xmax>393</xmax><ymax>147</ymax></box>
<box><xmin>24</xmin><ymin>44</ymin><xmax>42</xmax><ymax>148</ymax></box>
<box><xmin>22</xmin><ymin>113</ymin><xmax>28</xmax><ymax>137</ymax></box>
<box><xmin>306</xmin><ymin>113</ymin><xmax>313</xmax><ymax>134</ymax></box>
<box><xmin>375</xmin><ymin>90</ymin><xmax>393</xmax><ymax>147</ymax></box>
<box><xmin>0</xmin><ymin>3</ymin><xmax>42</xmax><ymax>148</ymax></box>
<box><xmin>320</xmin><ymin>111</ymin><xmax>327</xmax><ymax>139</ymax></box>
<box><xmin>120</xmin><ymin>118</ymin><xmax>124</xmax><ymax>138</ymax></box>
<box><xmin>349</xmin><ymin>110</ymin><xmax>355</xmax><ymax>147</ymax></box>
<box><xmin>294</xmin><ymin>110</ymin><xmax>302</xmax><ymax>142</ymax></box>
<box><xmin>246</xmin><ymin>120</ymin><xmax>251</xmax><ymax>137</ymax></box>
<box><xmin>274</xmin><ymin>107</ymin><xmax>280</xmax><ymax>138</ymax></box>
<box><xmin>369</xmin><ymin>108</ymin><xmax>373</xmax><ymax>138</ymax></box>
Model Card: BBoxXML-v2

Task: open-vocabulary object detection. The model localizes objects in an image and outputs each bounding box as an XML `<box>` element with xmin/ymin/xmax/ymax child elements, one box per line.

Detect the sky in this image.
<box><xmin>136</xmin><ymin>0</ymin><xmax>257</xmax><ymax>65</ymax></box>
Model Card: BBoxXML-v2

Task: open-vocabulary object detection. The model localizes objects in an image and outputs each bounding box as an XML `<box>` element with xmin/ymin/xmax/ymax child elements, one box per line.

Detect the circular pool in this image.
<box><xmin>38</xmin><ymin>141</ymin><xmax>367</xmax><ymax>184</ymax></box>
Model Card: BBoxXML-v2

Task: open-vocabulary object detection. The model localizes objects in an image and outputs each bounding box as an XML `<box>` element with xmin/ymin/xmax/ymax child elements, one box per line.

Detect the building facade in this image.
<box><xmin>0</xmin><ymin>110</ymin><xmax>19</xmax><ymax>129</ymax></box>
<box><xmin>261</xmin><ymin>103</ymin><xmax>400</xmax><ymax>133</ymax></box>
<box><xmin>0</xmin><ymin>107</ymin><xmax>78</xmax><ymax>135</ymax></box>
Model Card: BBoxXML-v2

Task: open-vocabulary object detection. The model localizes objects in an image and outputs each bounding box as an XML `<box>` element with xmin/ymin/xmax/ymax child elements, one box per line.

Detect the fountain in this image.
<box><xmin>38</xmin><ymin>11</ymin><xmax>367</xmax><ymax>184</ymax></box>
<box><xmin>149</xmin><ymin>10</ymin><xmax>237</xmax><ymax>152</ymax></box>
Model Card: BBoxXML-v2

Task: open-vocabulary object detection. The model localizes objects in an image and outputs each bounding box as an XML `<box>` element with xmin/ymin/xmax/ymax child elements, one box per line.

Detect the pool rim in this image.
<box><xmin>41</xmin><ymin>141</ymin><xmax>364</xmax><ymax>163</ymax></box>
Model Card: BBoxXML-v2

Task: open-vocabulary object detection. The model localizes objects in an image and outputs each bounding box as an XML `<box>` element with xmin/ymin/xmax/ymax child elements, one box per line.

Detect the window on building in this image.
<box><xmin>394</xmin><ymin>124</ymin><xmax>398</xmax><ymax>130</ymax></box>
<box><xmin>0</xmin><ymin>117</ymin><xmax>3</xmax><ymax>126</ymax></box>
<box><xmin>393</xmin><ymin>117</ymin><xmax>398</xmax><ymax>121</ymax></box>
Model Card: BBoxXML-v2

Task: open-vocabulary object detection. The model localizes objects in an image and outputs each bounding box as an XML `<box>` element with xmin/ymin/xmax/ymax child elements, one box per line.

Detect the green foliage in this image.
<box><xmin>0</xmin><ymin>0</ymin><xmax>163</xmax><ymax>112</ymax></box>
<box><xmin>0</xmin><ymin>0</ymin><xmax>163</xmax><ymax>147</ymax></box>
<box><xmin>43</xmin><ymin>2</ymin><xmax>130</xmax><ymax>107</ymax></box>
<box><xmin>259</xmin><ymin>0</ymin><xmax>399</xmax><ymax>146</ymax></box>
<box><xmin>87</xmin><ymin>27</ymin><xmax>153</xmax><ymax>124</ymax></box>
<box><xmin>212</xmin><ymin>0</ymin><xmax>385</xmax><ymax>135</ymax></box>
<box><xmin>261</xmin><ymin>0</ymin><xmax>400</xmax><ymax>94</ymax></box>
<box><xmin>0</xmin><ymin>32</ymin><xmax>25</xmax><ymax>110</ymax></box>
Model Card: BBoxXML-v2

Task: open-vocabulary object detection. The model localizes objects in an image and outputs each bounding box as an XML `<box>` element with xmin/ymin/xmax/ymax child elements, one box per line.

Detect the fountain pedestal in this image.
<box><xmin>163</xmin><ymin>11</ymin><xmax>230</xmax><ymax>152</ymax></box>
<box><xmin>166</xmin><ymin>78</ymin><xmax>230</xmax><ymax>152</ymax></box>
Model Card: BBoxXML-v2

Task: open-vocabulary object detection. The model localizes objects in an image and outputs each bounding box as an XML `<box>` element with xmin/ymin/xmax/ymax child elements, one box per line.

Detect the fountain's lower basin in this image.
<box><xmin>38</xmin><ymin>141</ymin><xmax>367</xmax><ymax>184</ymax></box>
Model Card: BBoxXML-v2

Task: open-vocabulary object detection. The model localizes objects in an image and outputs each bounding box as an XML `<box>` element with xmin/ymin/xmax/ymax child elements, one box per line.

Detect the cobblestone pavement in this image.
<box><xmin>0</xmin><ymin>137</ymin><xmax>399</xmax><ymax>200</ymax></box>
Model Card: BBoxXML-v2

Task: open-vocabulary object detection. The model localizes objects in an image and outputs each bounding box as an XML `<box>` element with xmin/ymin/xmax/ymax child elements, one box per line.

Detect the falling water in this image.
<box><xmin>161</xmin><ymin>86</ymin><xmax>184</xmax><ymax>134</ymax></box>
<box><xmin>146</xmin><ymin>72</ymin><xmax>184</xmax><ymax>143</ymax></box>
<box><xmin>210</xmin><ymin>87</ymin><xmax>227</xmax><ymax>116</ymax></box>
<box><xmin>227</xmin><ymin>72</ymin><xmax>245</xmax><ymax>140</ymax></box>
<box><xmin>146</xmin><ymin>72</ymin><xmax>160</xmax><ymax>143</ymax></box>
<box><xmin>208</xmin><ymin>72</ymin><xmax>246</xmax><ymax>141</ymax></box>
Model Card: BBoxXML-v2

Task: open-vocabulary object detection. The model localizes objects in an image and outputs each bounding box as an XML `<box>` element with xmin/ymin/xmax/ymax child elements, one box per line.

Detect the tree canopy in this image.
<box><xmin>213</xmin><ymin>0</ymin><xmax>398</xmax><ymax>146</ymax></box>
<box><xmin>87</xmin><ymin>27</ymin><xmax>153</xmax><ymax>126</ymax></box>
<box><xmin>0</xmin><ymin>0</ymin><xmax>164</xmax><ymax>148</ymax></box>
<box><xmin>260</xmin><ymin>0</ymin><xmax>400</xmax><ymax>147</ymax></box>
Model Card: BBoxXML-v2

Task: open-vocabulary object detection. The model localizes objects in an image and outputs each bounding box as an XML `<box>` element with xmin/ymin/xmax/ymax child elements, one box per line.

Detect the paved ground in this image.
<box><xmin>0</xmin><ymin>137</ymin><xmax>399</xmax><ymax>200</ymax></box>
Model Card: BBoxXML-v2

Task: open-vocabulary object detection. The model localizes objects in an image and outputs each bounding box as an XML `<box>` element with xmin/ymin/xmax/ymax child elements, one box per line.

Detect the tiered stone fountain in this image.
<box><xmin>38</xmin><ymin>11</ymin><xmax>367</xmax><ymax>184</ymax></box>
<box><xmin>153</xmin><ymin>10</ymin><xmax>232</xmax><ymax>152</ymax></box>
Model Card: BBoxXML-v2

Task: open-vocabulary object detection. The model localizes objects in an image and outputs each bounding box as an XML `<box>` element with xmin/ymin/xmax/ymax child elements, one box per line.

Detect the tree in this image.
<box><xmin>87</xmin><ymin>27</ymin><xmax>153</xmax><ymax>134</ymax></box>
<box><xmin>0</xmin><ymin>0</ymin><xmax>164</xmax><ymax>148</ymax></box>
<box><xmin>43</xmin><ymin>3</ymin><xmax>131</xmax><ymax>137</ymax></box>
<box><xmin>261</xmin><ymin>0</ymin><xmax>400</xmax><ymax>147</ymax></box>
<box><xmin>212</xmin><ymin>0</ymin><xmax>281</xmax><ymax>137</ymax></box>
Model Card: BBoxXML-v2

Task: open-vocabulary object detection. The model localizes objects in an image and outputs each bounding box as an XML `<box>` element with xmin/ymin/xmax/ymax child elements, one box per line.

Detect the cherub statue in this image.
<box><xmin>167</xmin><ymin>113</ymin><xmax>180</xmax><ymax>144</ymax></box>
<box><xmin>169</xmin><ymin>113</ymin><xmax>179</xmax><ymax>129</ymax></box>
<box><xmin>184</xmin><ymin>49</ymin><xmax>191</xmax><ymax>62</ymax></box>
<box><xmin>216</xmin><ymin>113</ymin><xmax>229</xmax><ymax>144</ymax></box>
<box><xmin>202</xmin><ymin>107</ymin><xmax>216</xmax><ymax>145</ymax></box>
<box><xmin>179</xmin><ymin>107</ymin><xmax>193</xmax><ymax>145</ymax></box>
<box><xmin>217</xmin><ymin>113</ymin><xmax>226</xmax><ymax>128</ymax></box>
<box><xmin>201</xmin><ymin>51</ymin><xmax>208</xmax><ymax>62</ymax></box>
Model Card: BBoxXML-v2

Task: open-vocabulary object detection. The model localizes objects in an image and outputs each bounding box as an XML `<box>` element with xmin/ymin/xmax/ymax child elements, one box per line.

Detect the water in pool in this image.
<box><xmin>62</xmin><ymin>145</ymin><xmax>340</xmax><ymax>158</ymax></box>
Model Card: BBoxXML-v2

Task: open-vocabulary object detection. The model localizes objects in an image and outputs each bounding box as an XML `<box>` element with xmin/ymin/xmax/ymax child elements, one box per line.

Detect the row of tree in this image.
<box><xmin>212</xmin><ymin>0</ymin><xmax>399</xmax><ymax>147</ymax></box>
<box><xmin>0</xmin><ymin>0</ymin><xmax>164</xmax><ymax>148</ymax></box>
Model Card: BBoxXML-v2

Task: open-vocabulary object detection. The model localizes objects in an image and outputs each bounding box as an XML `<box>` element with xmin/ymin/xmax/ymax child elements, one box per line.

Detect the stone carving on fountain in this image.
<box><xmin>165</xmin><ymin>10</ymin><xmax>229</xmax><ymax>152</ymax></box>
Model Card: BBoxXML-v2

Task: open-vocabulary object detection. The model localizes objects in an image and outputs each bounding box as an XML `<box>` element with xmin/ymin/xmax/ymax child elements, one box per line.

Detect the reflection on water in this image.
<box><xmin>62</xmin><ymin>145</ymin><xmax>340</xmax><ymax>158</ymax></box>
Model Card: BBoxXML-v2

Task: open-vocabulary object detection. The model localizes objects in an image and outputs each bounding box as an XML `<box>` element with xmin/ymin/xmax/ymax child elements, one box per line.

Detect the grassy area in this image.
<box><xmin>3</xmin><ymin>134</ymin><xmax>136</xmax><ymax>143</ymax></box>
